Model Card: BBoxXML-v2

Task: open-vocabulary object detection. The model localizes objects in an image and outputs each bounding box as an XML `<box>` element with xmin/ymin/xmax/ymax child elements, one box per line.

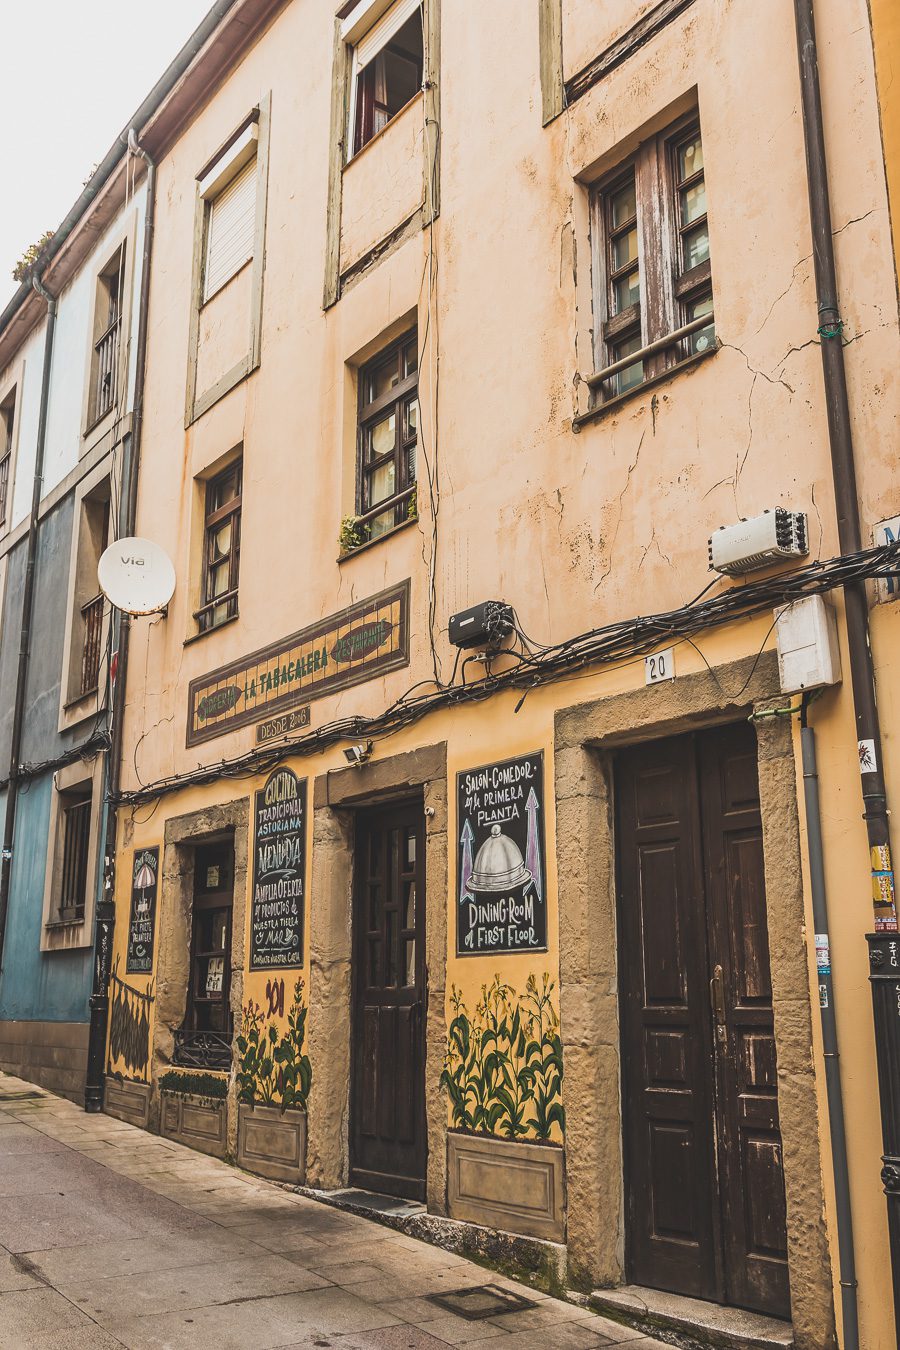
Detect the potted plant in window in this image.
<box><xmin>236</xmin><ymin>977</ymin><xmax>312</xmax><ymax>1183</ymax></box>
<box><xmin>157</xmin><ymin>1068</ymin><xmax>229</xmax><ymax>1158</ymax></box>
<box><xmin>441</xmin><ymin>973</ymin><xmax>566</xmax><ymax>1244</ymax></box>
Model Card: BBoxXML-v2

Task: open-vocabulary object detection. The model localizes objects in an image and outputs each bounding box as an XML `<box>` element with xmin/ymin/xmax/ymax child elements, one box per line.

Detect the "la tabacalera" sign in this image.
<box><xmin>186</xmin><ymin>581</ymin><xmax>410</xmax><ymax>746</ymax></box>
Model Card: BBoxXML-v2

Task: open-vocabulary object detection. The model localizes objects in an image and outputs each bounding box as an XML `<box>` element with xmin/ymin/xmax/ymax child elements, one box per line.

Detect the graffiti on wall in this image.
<box><xmin>456</xmin><ymin>752</ymin><xmax>548</xmax><ymax>955</ymax></box>
<box><xmin>441</xmin><ymin>973</ymin><xmax>565</xmax><ymax>1143</ymax></box>
<box><xmin>108</xmin><ymin>959</ymin><xmax>154</xmax><ymax>1081</ymax></box>
<box><xmin>236</xmin><ymin>977</ymin><xmax>311</xmax><ymax>1111</ymax></box>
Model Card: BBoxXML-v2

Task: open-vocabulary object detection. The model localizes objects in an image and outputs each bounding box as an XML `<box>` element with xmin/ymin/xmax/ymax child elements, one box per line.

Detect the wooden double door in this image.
<box><xmin>616</xmin><ymin>722</ymin><xmax>790</xmax><ymax>1319</ymax></box>
<box><xmin>350</xmin><ymin>802</ymin><xmax>427</xmax><ymax>1200</ymax></box>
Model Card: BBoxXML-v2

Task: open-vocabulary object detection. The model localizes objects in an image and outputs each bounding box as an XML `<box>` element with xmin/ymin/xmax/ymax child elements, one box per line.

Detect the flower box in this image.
<box><xmin>447</xmin><ymin>1132</ymin><xmax>565</xmax><ymax>1243</ymax></box>
<box><xmin>159</xmin><ymin>1089</ymin><xmax>227</xmax><ymax>1158</ymax></box>
<box><xmin>237</xmin><ymin>1102</ymin><xmax>307</xmax><ymax>1183</ymax></box>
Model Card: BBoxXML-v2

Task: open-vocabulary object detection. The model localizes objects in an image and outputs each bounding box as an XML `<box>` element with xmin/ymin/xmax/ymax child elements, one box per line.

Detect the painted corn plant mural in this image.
<box><xmin>441</xmin><ymin>973</ymin><xmax>565</xmax><ymax>1143</ymax></box>
<box><xmin>236</xmin><ymin>977</ymin><xmax>311</xmax><ymax>1111</ymax></box>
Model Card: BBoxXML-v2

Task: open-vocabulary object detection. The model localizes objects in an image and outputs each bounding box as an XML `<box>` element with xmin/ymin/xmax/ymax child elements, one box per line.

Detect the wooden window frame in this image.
<box><xmin>40</xmin><ymin>754</ymin><xmax>105</xmax><ymax>952</ymax></box>
<box><xmin>591</xmin><ymin>112</ymin><xmax>714</xmax><ymax>402</ymax></box>
<box><xmin>196</xmin><ymin>459</ymin><xmax>242</xmax><ymax>633</ymax></box>
<box><xmin>185</xmin><ymin>96</ymin><xmax>271</xmax><ymax>427</ymax></box>
<box><xmin>0</xmin><ymin>386</ymin><xmax>16</xmax><ymax>531</ymax></box>
<box><xmin>356</xmin><ymin>331</ymin><xmax>418</xmax><ymax>543</ymax></box>
<box><xmin>348</xmin><ymin>1</ymin><xmax>424</xmax><ymax>158</ymax></box>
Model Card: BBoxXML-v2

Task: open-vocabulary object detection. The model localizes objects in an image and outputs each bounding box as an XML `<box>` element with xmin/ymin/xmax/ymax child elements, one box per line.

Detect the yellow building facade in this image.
<box><xmin>100</xmin><ymin>1</ymin><xmax>900</xmax><ymax>1345</ymax></box>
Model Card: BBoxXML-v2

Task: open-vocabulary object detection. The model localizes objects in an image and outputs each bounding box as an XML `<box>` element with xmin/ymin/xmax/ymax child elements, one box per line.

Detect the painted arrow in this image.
<box><xmin>525</xmin><ymin>786</ymin><xmax>543</xmax><ymax>902</ymax></box>
<box><xmin>459</xmin><ymin>818</ymin><xmax>475</xmax><ymax>905</ymax></box>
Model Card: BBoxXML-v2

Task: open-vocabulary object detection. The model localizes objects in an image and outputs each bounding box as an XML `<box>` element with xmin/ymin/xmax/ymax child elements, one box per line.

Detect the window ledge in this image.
<box><xmin>183</xmin><ymin>612</ymin><xmax>240</xmax><ymax>648</ymax></box>
<box><xmin>573</xmin><ymin>343</ymin><xmax>719</xmax><ymax>432</ymax></box>
<box><xmin>337</xmin><ymin>512</ymin><xmax>418</xmax><ymax>563</ymax></box>
<box><xmin>44</xmin><ymin>918</ymin><xmax>85</xmax><ymax>931</ymax></box>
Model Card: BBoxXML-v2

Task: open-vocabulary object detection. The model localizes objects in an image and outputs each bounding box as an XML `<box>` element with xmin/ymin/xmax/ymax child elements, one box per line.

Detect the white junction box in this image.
<box><xmin>709</xmin><ymin>509</ymin><xmax>808</xmax><ymax>575</ymax></box>
<box><xmin>775</xmin><ymin>595</ymin><xmax>841</xmax><ymax>693</ymax></box>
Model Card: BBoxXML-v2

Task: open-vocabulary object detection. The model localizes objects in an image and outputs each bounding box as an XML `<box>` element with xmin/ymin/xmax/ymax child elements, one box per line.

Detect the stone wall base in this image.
<box><xmin>0</xmin><ymin>1019</ymin><xmax>88</xmax><ymax>1103</ymax></box>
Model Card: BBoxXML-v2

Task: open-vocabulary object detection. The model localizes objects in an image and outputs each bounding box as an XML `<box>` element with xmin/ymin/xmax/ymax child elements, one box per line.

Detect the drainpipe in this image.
<box><xmin>800</xmin><ymin>701</ymin><xmax>859</xmax><ymax>1349</ymax></box>
<box><xmin>83</xmin><ymin>132</ymin><xmax>156</xmax><ymax>1113</ymax></box>
<box><xmin>793</xmin><ymin>0</ymin><xmax>900</xmax><ymax>1334</ymax></box>
<box><xmin>0</xmin><ymin>275</ymin><xmax>57</xmax><ymax>968</ymax></box>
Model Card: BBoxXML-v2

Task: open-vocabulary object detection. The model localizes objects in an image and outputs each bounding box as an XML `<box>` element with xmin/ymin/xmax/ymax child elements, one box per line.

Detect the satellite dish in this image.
<box><xmin>98</xmin><ymin>537</ymin><xmax>176</xmax><ymax>616</ymax></box>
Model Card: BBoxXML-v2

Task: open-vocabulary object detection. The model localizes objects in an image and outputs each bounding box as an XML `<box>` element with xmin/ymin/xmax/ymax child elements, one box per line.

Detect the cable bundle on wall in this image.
<box><xmin>114</xmin><ymin>540</ymin><xmax>900</xmax><ymax>808</ymax></box>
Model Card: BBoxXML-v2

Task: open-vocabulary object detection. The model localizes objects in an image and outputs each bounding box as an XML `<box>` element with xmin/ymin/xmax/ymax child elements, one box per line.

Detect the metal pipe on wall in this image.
<box><xmin>793</xmin><ymin>0</ymin><xmax>900</xmax><ymax>1330</ymax></box>
<box><xmin>83</xmin><ymin>135</ymin><xmax>157</xmax><ymax>1114</ymax></box>
<box><xmin>800</xmin><ymin>708</ymin><xmax>859</xmax><ymax>1349</ymax></box>
<box><xmin>0</xmin><ymin>276</ymin><xmax>58</xmax><ymax>968</ymax></box>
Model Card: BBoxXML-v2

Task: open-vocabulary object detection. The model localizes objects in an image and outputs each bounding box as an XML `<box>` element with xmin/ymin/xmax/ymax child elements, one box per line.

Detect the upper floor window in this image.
<box><xmin>591</xmin><ymin>116</ymin><xmax>714</xmax><ymax>401</ymax></box>
<box><xmin>88</xmin><ymin>245</ymin><xmax>125</xmax><ymax>429</ymax></box>
<box><xmin>348</xmin><ymin>0</ymin><xmax>423</xmax><ymax>156</ymax></box>
<box><xmin>200</xmin><ymin>123</ymin><xmax>259</xmax><ymax>303</ymax></box>
<box><xmin>357</xmin><ymin>332</ymin><xmax>418</xmax><ymax>540</ymax></box>
<box><xmin>54</xmin><ymin>783</ymin><xmax>93</xmax><ymax>925</ymax></box>
<box><xmin>0</xmin><ymin>388</ymin><xmax>15</xmax><ymax>528</ymax></box>
<box><xmin>197</xmin><ymin>459</ymin><xmax>242</xmax><ymax>633</ymax></box>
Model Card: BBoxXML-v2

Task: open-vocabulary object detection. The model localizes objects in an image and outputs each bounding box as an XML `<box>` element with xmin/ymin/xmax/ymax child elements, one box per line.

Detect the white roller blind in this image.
<box><xmin>355</xmin><ymin>0</ymin><xmax>421</xmax><ymax>69</ymax></box>
<box><xmin>203</xmin><ymin>157</ymin><xmax>257</xmax><ymax>302</ymax></box>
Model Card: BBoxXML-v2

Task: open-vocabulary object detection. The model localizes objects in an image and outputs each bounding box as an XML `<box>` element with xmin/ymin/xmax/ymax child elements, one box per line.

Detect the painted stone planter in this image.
<box><xmin>237</xmin><ymin>1102</ymin><xmax>307</xmax><ymax>1183</ymax></box>
<box><xmin>104</xmin><ymin>1076</ymin><xmax>151</xmax><ymax>1128</ymax></box>
<box><xmin>159</xmin><ymin>1090</ymin><xmax>228</xmax><ymax>1158</ymax></box>
<box><xmin>447</xmin><ymin>1132</ymin><xmax>566</xmax><ymax>1243</ymax></box>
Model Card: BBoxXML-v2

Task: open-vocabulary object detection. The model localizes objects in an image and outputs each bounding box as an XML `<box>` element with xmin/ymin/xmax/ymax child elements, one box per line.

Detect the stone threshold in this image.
<box><xmin>286</xmin><ymin>1181</ymin><xmax>567</xmax><ymax>1291</ymax></box>
<box><xmin>589</xmin><ymin>1286</ymin><xmax>793</xmax><ymax>1350</ymax></box>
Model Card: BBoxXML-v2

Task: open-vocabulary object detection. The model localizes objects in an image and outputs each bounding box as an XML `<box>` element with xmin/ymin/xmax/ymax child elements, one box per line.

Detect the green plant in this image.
<box><xmin>236</xmin><ymin>978</ymin><xmax>311</xmax><ymax>1112</ymax></box>
<box><xmin>12</xmin><ymin>230</ymin><xmax>55</xmax><ymax>284</ymax></box>
<box><xmin>158</xmin><ymin>1070</ymin><xmax>227</xmax><ymax>1106</ymax></box>
<box><xmin>406</xmin><ymin>485</ymin><xmax>418</xmax><ymax>520</ymax></box>
<box><xmin>440</xmin><ymin>973</ymin><xmax>565</xmax><ymax>1143</ymax></box>
<box><xmin>338</xmin><ymin>516</ymin><xmax>370</xmax><ymax>554</ymax></box>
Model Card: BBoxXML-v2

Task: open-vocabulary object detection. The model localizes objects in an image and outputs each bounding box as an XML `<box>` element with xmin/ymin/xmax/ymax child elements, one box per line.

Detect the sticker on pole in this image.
<box><xmin>814</xmin><ymin>933</ymin><xmax>830</xmax><ymax>976</ymax></box>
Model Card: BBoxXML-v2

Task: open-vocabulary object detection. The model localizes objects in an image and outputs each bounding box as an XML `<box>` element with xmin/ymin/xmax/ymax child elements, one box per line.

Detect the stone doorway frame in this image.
<box><xmin>152</xmin><ymin>798</ymin><xmax>250</xmax><ymax>1150</ymax></box>
<box><xmin>307</xmin><ymin>744</ymin><xmax>448</xmax><ymax>1213</ymax></box>
<box><xmin>554</xmin><ymin>651</ymin><xmax>835</xmax><ymax>1350</ymax></box>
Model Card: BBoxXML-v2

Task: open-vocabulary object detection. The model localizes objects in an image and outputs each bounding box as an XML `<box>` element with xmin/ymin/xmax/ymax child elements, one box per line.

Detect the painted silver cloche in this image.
<box><xmin>470</xmin><ymin>824</ymin><xmax>533</xmax><ymax>893</ymax></box>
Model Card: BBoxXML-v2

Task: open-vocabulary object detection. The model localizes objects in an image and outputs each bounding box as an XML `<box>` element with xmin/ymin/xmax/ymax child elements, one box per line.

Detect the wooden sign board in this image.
<box><xmin>456</xmin><ymin>752</ymin><xmax>548</xmax><ymax>956</ymax></box>
<box><xmin>186</xmin><ymin>581</ymin><xmax>410</xmax><ymax>746</ymax></box>
<box><xmin>126</xmin><ymin>846</ymin><xmax>159</xmax><ymax>974</ymax></box>
<box><xmin>250</xmin><ymin>768</ymin><xmax>306</xmax><ymax>970</ymax></box>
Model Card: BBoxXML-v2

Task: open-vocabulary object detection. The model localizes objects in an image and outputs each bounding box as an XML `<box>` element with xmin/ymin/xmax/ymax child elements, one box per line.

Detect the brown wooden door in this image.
<box><xmin>617</xmin><ymin>723</ymin><xmax>790</xmax><ymax>1318</ymax></box>
<box><xmin>351</xmin><ymin>802</ymin><xmax>427</xmax><ymax>1200</ymax></box>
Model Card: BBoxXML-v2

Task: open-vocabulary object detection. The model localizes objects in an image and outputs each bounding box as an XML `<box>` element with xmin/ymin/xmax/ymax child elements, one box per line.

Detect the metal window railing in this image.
<box><xmin>92</xmin><ymin>315</ymin><xmax>121</xmax><ymax>425</ymax></box>
<box><xmin>59</xmin><ymin>797</ymin><xmax>91</xmax><ymax>922</ymax></box>
<box><xmin>80</xmin><ymin>594</ymin><xmax>105</xmax><ymax>697</ymax></box>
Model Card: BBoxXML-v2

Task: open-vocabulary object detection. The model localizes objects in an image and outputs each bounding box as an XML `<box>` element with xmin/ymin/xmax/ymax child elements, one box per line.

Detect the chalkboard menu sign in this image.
<box><xmin>456</xmin><ymin>751</ymin><xmax>547</xmax><ymax>956</ymax></box>
<box><xmin>126</xmin><ymin>846</ymin><xmax>159</xmax><ymax>974</ymax></box>
<box><xmin>250</xmin><ymin>768</ymin><xmax>306</xmax><ymax>970</ymax></box>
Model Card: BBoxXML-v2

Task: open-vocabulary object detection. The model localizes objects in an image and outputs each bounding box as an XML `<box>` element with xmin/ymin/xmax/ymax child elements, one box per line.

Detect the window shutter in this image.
<box><xmin>203</xmin><ymin>158</ymin><xmax>257</xmax><ymax>302</ymax></box>
<box><xmin>355</xmin><ymin>0</ymin><xmax>421</xmax><ymax>70</ymax></box>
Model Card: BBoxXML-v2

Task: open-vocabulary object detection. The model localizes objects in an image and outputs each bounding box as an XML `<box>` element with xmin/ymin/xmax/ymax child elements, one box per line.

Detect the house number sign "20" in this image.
<box><xmin>645</xmin><ymin>647</ymin><xmax>676</xmax><ymax>685</ymax></box>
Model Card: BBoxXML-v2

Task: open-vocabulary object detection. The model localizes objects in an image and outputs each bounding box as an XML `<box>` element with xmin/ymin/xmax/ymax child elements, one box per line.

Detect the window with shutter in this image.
<box><xmin>345</xmin><ymin>0</ymin><xmax>424</xmax><ymax>156</ymax></box>
<box><xmin>203</xmin><ymin>157</ymin><xmax>257</xmax><ymax>302</ymax></box>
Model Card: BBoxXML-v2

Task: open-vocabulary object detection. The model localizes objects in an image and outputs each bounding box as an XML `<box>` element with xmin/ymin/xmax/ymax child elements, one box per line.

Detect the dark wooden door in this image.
<box><xmin>617</xmin><ymin>723</ymin><xmax>790</xmax><ymax>1318</ymax></box>
<box><xmin>351</xmin><ymin>802</ymin><xmax>427</xmax><ymax>1200</ymax></box>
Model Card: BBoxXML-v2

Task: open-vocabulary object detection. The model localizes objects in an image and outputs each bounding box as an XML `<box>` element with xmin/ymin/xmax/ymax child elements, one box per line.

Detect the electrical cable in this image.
<box><xmin>112</xmin><ymin>542</ymin><xmax>900</xmax><ymax>808</ymax></box>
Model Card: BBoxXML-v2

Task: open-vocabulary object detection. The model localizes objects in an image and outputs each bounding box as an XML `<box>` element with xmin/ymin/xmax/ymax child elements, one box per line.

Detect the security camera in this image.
<box><xmin>343</xmin><ymin>741</ymin><xmax>373</xmax><ymax>767</ymax></box>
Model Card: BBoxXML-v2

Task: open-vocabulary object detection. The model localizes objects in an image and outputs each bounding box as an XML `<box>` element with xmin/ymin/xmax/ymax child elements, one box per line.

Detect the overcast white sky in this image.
<box><xmin>1</xmin><ymin>0</ymin><xmax>214</xmax><ymax>309</ymax></box>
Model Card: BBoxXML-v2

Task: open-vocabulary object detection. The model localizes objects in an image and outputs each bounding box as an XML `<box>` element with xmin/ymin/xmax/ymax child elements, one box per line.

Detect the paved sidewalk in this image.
<box><xmin>0</xmin><ymin>1072</ymin><xmax>665</xmax><ymax>1349</ymax></box>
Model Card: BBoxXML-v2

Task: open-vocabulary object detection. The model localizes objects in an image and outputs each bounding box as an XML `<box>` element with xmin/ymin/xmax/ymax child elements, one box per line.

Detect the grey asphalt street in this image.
<box><xmin>0</xmin><ymin>1072</ymin><xmax>665</xmax><ymax>1349</ymax></box>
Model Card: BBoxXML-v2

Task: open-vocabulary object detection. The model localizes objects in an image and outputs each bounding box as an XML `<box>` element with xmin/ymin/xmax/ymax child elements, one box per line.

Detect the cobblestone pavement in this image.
<box><xmin>0</xmin><ymin>1072</ymin><xmax>669</xmax><ymax>1350</ymax></box>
